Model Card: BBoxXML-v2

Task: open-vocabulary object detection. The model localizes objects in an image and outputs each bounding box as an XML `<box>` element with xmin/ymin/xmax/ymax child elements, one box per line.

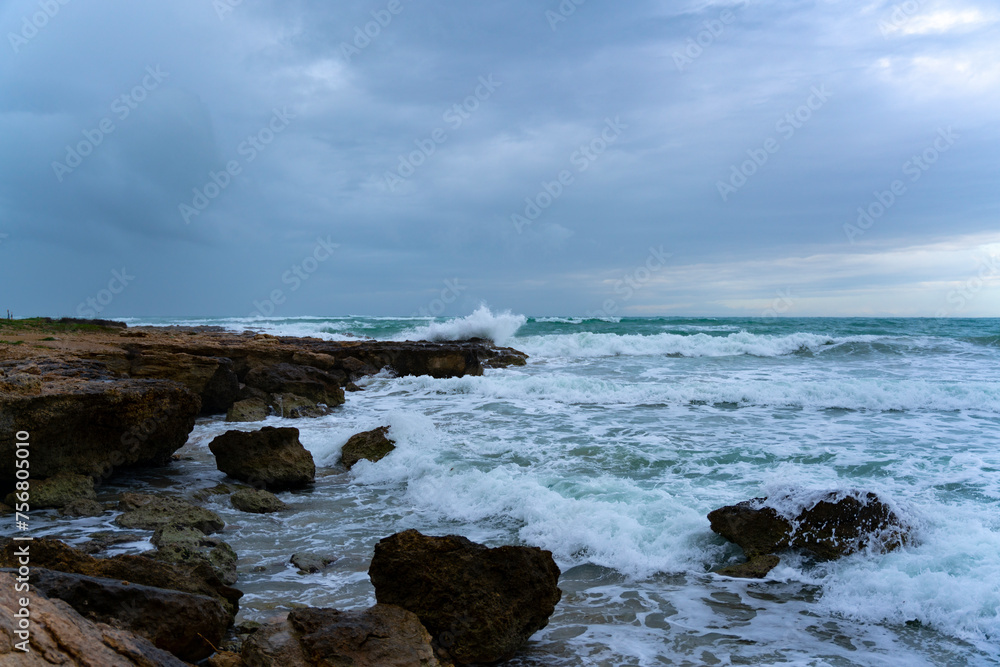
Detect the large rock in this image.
<box><xmin>242</xmin><ymin>604</ymin><xmax>440</xmax><ymax>667</ymax></box>
<box><xmin>244</xmin><ymin>363</ymin><xmax>345</xmax><ymax>407</ymax></box>
<box><xmin>0</xmin><ymin>374</ymin><xmax>200</xmax><ymax>490</ymax></box>
<box><xmin>0</xmin><ymin>538</ymin><xmax>242</xmax><ymax>618</ymax></box>
<box><xmin>0</xmin><ymin>571</ymin><xmax>188</xmax><ymax>666</ymax></box>
<box><xmin>210</xmin><ymin>427</ymin><xmax>315</xmax><ymax>491</ymax></box>
<box><xmin>115</xmin><ymin>492</ymin><xmax>225</xmax><ymax>534</ymax></box>
<box><xmin>708</xmin><ymin>491</ymin><xmax>907</xmax><ymax>578</ymax></box>
<box><xmin>151</xmin><ymin>524</ymin><xmax>240</xmax><ymax>585</ymax></box>
<box><xmin>123</xmin><ymin>352</ymin><xmax>239</xmax><ymax>415</ymax></box>
<box><xmin>22</xmin><ymin>567</ymin><xmax>230</xmax><ymax>663</ymax></box>
<box><xmin>3</xmin><ymin>472</ymin><xmax>95</xmax><ymax>509</ymax></box>
<box><xmin>341</xmin><ymin>426</ymin><xmax>395</xmax><ymax>469</ymax></box>
<box><xmin>369</xmin><ymin>529</ymin><xmax>562</xmax><ymax>664</ymax></box>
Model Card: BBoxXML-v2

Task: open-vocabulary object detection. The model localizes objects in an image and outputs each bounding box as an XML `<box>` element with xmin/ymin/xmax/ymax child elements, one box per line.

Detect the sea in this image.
<box><xmin>39</xmin><ymin>309</ymin><xmax>1000</xmax><ymax>665</ymax></box>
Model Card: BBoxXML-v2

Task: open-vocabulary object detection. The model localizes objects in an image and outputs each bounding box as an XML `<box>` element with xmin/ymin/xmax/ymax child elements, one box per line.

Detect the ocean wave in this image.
<box><xmin>396</xmin><ymin>306</ymin><xmax>526</xmax><ymax>345</ymax></box>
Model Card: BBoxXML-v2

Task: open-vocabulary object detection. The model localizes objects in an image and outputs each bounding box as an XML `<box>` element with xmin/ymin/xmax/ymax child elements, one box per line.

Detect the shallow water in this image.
<box><xmin>41</xmin><ymin>313</ymin><xmax>1000</xmax><ymax>665</ymax></box>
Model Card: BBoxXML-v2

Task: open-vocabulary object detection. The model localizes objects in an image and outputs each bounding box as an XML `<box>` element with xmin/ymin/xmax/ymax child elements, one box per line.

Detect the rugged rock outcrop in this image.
<box><xmin>22</xmin><ymin>567</ymin><xmax>230</xmax><ymax>663</ymax></box>
<box><xmin>244</xmin><ymin>363</ymin><xmax>346</xmax><ymax>407</ymax></box>
<box><xmin>151</xmin><ymin>524</ymin><xmax>240</xmax><ymax>585</ymax></box>
<box><xmin>341</xmin><ymin>426</ymin><xmax>395</xmax><ymax>469</ymax></box>
<box><xmin>242</xmin><ymin>604</ymin><xmax>441</xmax><ymax>667</ymax></box>
<box><xmin>0</xmin><ymin>368</ymin><xmax>200</xmax><ymax>491</ymax></box>
<box><xmin>210</xmin><ymin>427</ymin><xmax>315</xmax><ymax>491</ymax></box>
<box><xmin>227</xmin><ymin>397</ymin><xmax>270</xmax><ymax>422</ymax></box>
<box><xmin>99</xmin><ymin>351</ymin><xmax>240</xmax><ymax>415</ymax></box>
<box><xmin>0</xmin><ymin>538</ymin><xmax>242</xmax><ymax>618</ymax></box>
<box><xmin>0</xmin><ymin>571</ymin><xmax>188</xmax><ymax>666</ymax></box>
<box><xmin>231</xmin><ymin>488</ymin><xmax>287</xmax><ymax>514</ymax></box>
<box><xmin>3</xmin><ymin>472</ymin><xmax>95</xmax><ymax>509</ymax></box>
<box><xmin>708</xmin><ymin>491</ymin><xmax>907</xmax><ymax>578</ymax></box>
<box><xmin>369</xmin><ymin>529</ymin><xmax>562</xmax><ymax>664</ymax></box>
<box><xmin>115</xmin><ymin>492</ymin><xmax>225</xmax><ymax>534</ymax></box>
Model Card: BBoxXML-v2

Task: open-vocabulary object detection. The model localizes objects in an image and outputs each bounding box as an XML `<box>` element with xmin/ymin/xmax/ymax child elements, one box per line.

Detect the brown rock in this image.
<box><xmin>209</xmin><ymin>427</ymin><xmax>315</xmax><ymax>491</ymax></box>
<box><xmin>231</xmin><ymin>488</ymin><xmax>287</xmax><ymax>514</ymax></box>
<box><xmin>244</xmin><ymin>363</ymin><xmax>345</xmax><ymax>407</ymax></box>
<box><xmin>123</xmin><ymin>352</ymin><xmax>239</xmax><ymax>415</ymax></box>
<box><xmin>26</xmin><ymin>567</ymin><xmax>230</xmax><ymax>662</ymax></box>
<box><xmin>227</xmin><ymin>397</ymin><xmax>270</xmax><ymax>422</ymax></box>
<box><xmin>242</xmin><ymin>604</ymin><xmax>440</xmax><ymax>667</ymax></box>
<box><xmin>0</xmin><ymin>572</ymin><xmax>188</xmax><ymax>666</ymax></box>
<box><xmin>3</xmin><ymin>472</ymin><xmax>95</xmax><ymax>509</ymax></box>
<box><xmin>369</xmin><ymin>529</ymin><xmax>561</xmax><ymax>664</ymax></box>
<box><xmin>114</xmin><ymin>492</ymin><xmax>225</xmax><ymax>534</ymax></box>
<box><xmin>340</xmin><ymin>426</ymin><xmax>395</xmax><ymax>469</ymax></box>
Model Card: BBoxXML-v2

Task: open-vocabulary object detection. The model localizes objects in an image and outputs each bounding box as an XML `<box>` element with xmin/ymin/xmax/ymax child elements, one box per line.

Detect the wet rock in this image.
<box><xmin>708</xmin><ymin>491</ymin><xmax>907</xmax><ymax>578</ymax></box>
<box><xmin>269</xmin><ymin>392</ymin><xmax>331</xmax><ymax>419</ymax></box>
<box><xmin>0</xmin><ymin>571</ymin><xmax>188</xmax><ymax>666</ymax></box>
<box><xmin>3</xmin><ymin>472</ymin><xmax>95</xmax><ymax>509</ymax></box>
<box><xmin>369</xmin><ymin>529</ymin><xmax>562</xmax><ymax>664</ymax></box>
<box><xmin>207</xmin><ymin>650</ymin><xmax>247</xmax><ymax>667</ymax></box>
<box><xmin>121</xmin><ymin>352</ymin><xmax>240</xmax><ymax>415</ymax></box>
<box><xmin>227</xmin><ymin>397</ymin><xmax>270</xmax><ymax>422</ymax></box>
<box><xmin>152</xmin><ymin>524</ymin><xmax>240</xmax><ymax>585</ymax></box>
<box><xmin>341</xmin><ymin>426</ymin><xmax>395</xmax><ymax>469</ymax></box>
<box><xmin>242</xmin><ymin>604</ymin><xmax>441</xmax><ymax>667</ymax></box>
<box><xmin>193</xmin><ymin>482</ymin><xmax>238</xmax><ymax>502</ymax></box>
<box><xmin>0</xmin><ymin>375</ymin><xmax>200</xmax><ymax>490</ymax></box>
<box><xmin>115</xmin><ymin>492</ymin><xmax>225</xmax><ymax>534</ymax></box>
<box><xmin>76</xmin><ymin>532</ymin><xmax>147</xmax><ymax>554</ymax></box>
<box><xmin>290</xmin><ymin>553</ymin><xmax>335</xmax><ymax>574</ymax></box>
<box><xmin>244</xmin><ymin>363</ymin><xmax>346</xmax><ymax>407</ymax></box>
<box><xmin>61</xmin><ymin>498</ymin><xmax>105</xmax><ymax>517</ymax></box>
<box><xmin>0</xmin><ymin>537</ymin><xmax>242</xmax><ymax>618</ymax></box>
<box><xmin>210</xmin><ymin>426</ymin><xmax>315</xmax><ymax>491</ymax></box>
<box><xmin>231</xmin><ymin>488</ymin><xmax>287</xmax><ymax>514</ymax></box>
<box><xmin>24</xmin><ymin>567</ymin><xmax>230</xmax><ymax>663</ymax></box>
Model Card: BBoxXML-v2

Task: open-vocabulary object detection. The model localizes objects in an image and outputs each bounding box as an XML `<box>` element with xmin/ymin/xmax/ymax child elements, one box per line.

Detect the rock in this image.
<box><xmin>207</xmin><ymin>650</ymin><xmax>246</xmax><ymax>666</ymax></box>
<box><xmin>76</xmin><ymin>532</ymin><xmax>147</xmax><ymax>554</ymax></box>
<box><xmin>0</xmin><ymin>571</ymin><xmax>188</xmax><ymax>666</ymax></box>
<box><xmin>22</xmin><ymin>567</ymin><xmax>231</xmax><ymax>663</ymax></box>
<box><xmin>151</xmin><ymin>524</ymin><xmax>240</xmax><ymax>585</ymax></box>
<box><xmin>244</xmin><ymin>363</ymin><xmax>346</xmax><ymax>407</ymax></box>
<box><xmin>232</xmin><ymin>488</ymin><xmax>287</xmax><ymax>514</ymax></box>
<box><xmin>708</xmin><ymin>491</ymin><xmax>908</xmax><ymax>578</ymax></box>
<box><xmin>3</xmin><ymin>472</ymin><xmax>95</xmax><ymax>509</ymax></box>
<box><xmin>0</xmin><ymin>373</ymin><xmax>42</xmax><ymax>395</ymax></box>
<box><xmin>0</xmin><ymin>375</ymin><xmax>200</xmax><ymax>490</ymax></box>
<box><xmin>209</xmin><ymin>427</ymin><xmax>315</xmax><ymax>491</ymax></box>
<box><xmin>227</xmin><ymin>397</ymin><xmax>270</xmax><ymax>422</ymax></box>
<box><xmin>290</xmin><ymin>553</ymin><xmax>335</xmax><ymax>574</ymax></box>
<box><xmin>193</xmin><ymin>482</ymin><xmax>238</xmax><ymax>502</ymax></box>
<box><xmin>115</xmin><ymin>492</ymin><xmax>225</xmax><ymax>534</ymax></box>
<box><xmin>369</xmin><ymin>529</ymin><xmax>562</xmax><ymax>664</ymax></box>
<box><xmin>341</xmin><ymin>426</ymin><xmax>395</xmax><ymax>469</ymax></box>
<box><xmin>242</xmin><ymin>604</ymin><xmax>440</xmax><ymax>667</ymax></box>
<box><xmin>62</xmin><ymin>498</ymin><xmax>105</xmax><ymax>517</ymax></box>
<box><xmin>123</xmin><ymin>352</ymin><xmax>240</xmax><ymax>415</ymax></box>
<box><xmin>269</xmin><ymin>392</ymin><xmax>331</xmax><ymax>419</ymax></box>
<box><xmin>0</xmin><ymin>538</ymin><xmax>242</xmax><ymax>618</ymax></box>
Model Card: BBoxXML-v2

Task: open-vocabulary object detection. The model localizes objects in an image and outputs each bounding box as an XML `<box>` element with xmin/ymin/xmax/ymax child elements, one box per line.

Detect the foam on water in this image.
<box><xmin>395</xmin><ymin>305</ymin><xmax>527</xmax><ymax>345</ymax></box>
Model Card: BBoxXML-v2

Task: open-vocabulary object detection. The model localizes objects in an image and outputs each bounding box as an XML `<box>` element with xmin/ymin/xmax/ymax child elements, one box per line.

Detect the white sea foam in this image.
<box><xmin>396</xmin><ymin>305</ymin><xmax>526</xmax><ymax>345</ymax></box>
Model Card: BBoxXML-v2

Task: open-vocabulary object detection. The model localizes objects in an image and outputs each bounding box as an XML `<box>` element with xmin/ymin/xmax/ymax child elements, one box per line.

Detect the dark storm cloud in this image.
<box><xmin>1</xmin><ymin>0</ymin><xmax>997</xmax><ymax>317</ymax></box>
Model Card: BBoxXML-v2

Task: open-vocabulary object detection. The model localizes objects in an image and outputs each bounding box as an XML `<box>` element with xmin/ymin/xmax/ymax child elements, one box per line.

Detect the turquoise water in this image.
<box><xmin>53</xmin><ymin>312</ymin><xmax>1000</xmax><ymax>664</ymax></box>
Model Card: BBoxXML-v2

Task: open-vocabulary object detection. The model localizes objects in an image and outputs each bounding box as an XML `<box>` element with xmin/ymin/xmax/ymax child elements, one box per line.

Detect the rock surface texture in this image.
<box><xmin>210</xmin><ymin>427</ymin><xmax>316</xmax><ymax>490</ymax></box>
<box><xmin>369</xmin><ymin>529</ymin><xmax>562</xmax><ymax>664</ymax></box>
<box><xmin>341</xmin><ymin>426</ymin><xmax>396</xmax><ymax>469</ymax></box>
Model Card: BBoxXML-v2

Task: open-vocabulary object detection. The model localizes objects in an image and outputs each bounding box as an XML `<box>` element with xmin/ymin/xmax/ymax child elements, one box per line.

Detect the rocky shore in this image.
<box><xmin>1</xmin><ymin>318</ymin><xmax>544</xmax><ymax>666</ymax></box>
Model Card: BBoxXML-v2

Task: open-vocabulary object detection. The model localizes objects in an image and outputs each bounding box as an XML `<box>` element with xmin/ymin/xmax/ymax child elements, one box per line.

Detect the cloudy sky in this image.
<box><xmin>1</xmin><ymin>0</ymin><xmax>998</xmax><ymax>318</ymax></box>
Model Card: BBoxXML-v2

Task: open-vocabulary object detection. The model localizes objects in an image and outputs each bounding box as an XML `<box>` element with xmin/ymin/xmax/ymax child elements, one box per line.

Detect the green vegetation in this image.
<box><xmin>0</xmin><ymin>317</ymin><xmax>118</xmax><ymax>333</ymax></box>
<box><xmin>0</xmin><ymin>340</ymin><xmax>24</xmax><ymax>345</ymax></box>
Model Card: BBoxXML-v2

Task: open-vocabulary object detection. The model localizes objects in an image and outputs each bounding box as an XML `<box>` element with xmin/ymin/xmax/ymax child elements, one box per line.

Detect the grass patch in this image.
<box><xmin>0</xmin><ymin>340</ymin><xmax>24</xmax><ymax>345</ymax></box>
<box><xmin>0</xmin><ymin>317</ymin><xmax>121</xmax><ymax>334</ymax></box>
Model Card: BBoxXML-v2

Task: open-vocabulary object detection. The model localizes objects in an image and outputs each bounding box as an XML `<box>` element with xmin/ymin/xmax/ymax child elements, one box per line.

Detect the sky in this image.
<box><xmin>0</xmin><ymin>0</ymin><xmax>998</xmax><ymax>318</ymax></box>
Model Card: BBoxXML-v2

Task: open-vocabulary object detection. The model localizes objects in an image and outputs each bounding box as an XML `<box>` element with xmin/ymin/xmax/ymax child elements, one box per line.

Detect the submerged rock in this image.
<box><xmin>209</xmin><ymin>426</ymin><xmax>315</xmax><ymax>491</ymax></box>
<box><xmin>242</xmin><ymin>604</ymin><xmax>440</xmax><ymax>667</ymax></box>
<box><xmin>3</xmin><ymin>472</ymin><xmax>95</xmax><ymax>509</ymax></box>
<box><xmin>115</xmin><ymin>492</ymin><xmax>225</xmax><ymax>534</ymax></box>
<box><xmin>24</xmin><ymin>567</ymin><xmax>230</xmax><ymax>663</ymax></box>
<box><xmin>341</xmin><ymin>426</ymin><xmax>395</xmax><ymax>469</ymax></box>
<box><xmin>369</xmin><ymin>529</ymin><xmax>562</xmax><ymax>664</ymax></box>
<box><xmin>61</xmin><ymin>498</ymin><xmax>105</xmax><ymax>517</ymax></box>
<box><xmin>708</xmin><ymin>491</ymin><xmax>907</xmax><ymax>578</ymax></box>
<box><xmin>269</xmin><ymin>392</ymin><xmax>331</xmax><ymax>419</ymax></box>
<box><xmin>0</xmin><ymin>572</ymin><xmax>188</xmax><ymax>666</ymax></box>
<box><xmin>231</xmin><ymin>487</ymin><xmax>287</xmax><ymax>514</ymax></box>
<box><xmin>290</xmin><ymin>552</ymin><xmax>336</xmax><ymax>574</ymax></box>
